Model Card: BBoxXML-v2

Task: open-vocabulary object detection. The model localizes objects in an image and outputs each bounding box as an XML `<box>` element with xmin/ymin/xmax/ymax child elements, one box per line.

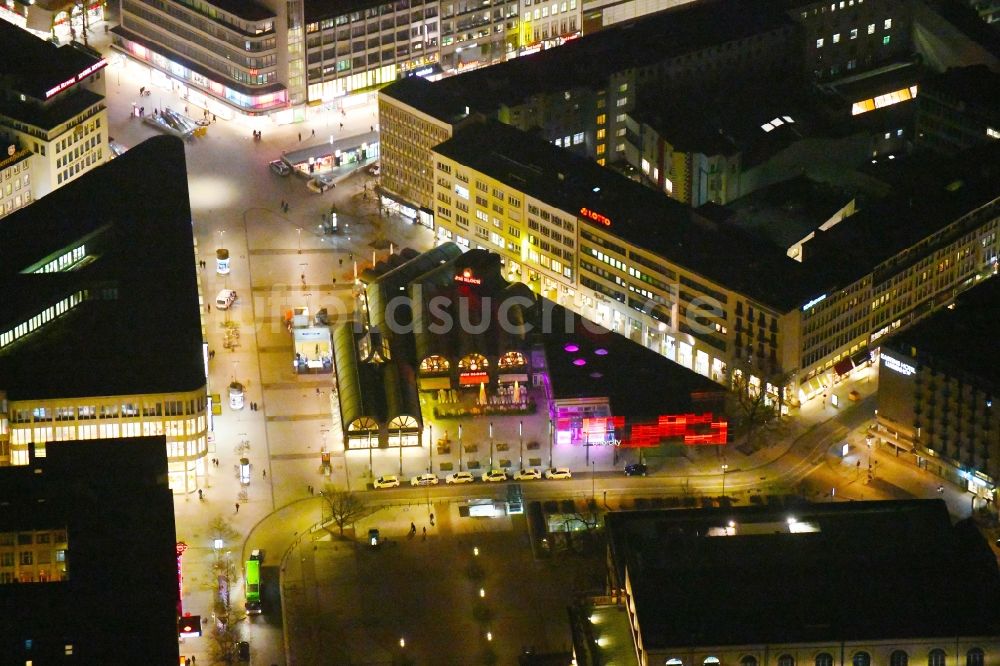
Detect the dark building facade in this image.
<box><xmin>0</xmin><ymin>438</ymin><xmax>179</xmax><ymax>664</ymax></box>
<box><xmin>875</xmin><ymin>277</ymin><xmax>1000</xmax><ymax>504</ymax></box>
<box><xmin>915</xmin><ymin>64</ymin><xmax>1000</xmax><ymax>156</ymax></box>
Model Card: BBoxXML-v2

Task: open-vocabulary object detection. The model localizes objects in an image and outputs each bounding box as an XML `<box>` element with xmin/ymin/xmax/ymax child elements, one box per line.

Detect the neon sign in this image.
<box><xmin>45</xmin><ymin>58</ymin><xmax>108</xmax><ymax>98</ymax></box>
<box><xmin>580</xmin><ymin>207</ymin><xmax>611</xmax><ymax>227</ymax></box>
<box><xmin>802</xmin><ymin>294</ymin><xmax>827</xmax><ymax>311</ymax></box>
<box><xmin>882</xmin><ymin>353</ymin><xmax>915</xmax><ymax>376</ymax></box>
<box><xmin>454</xmin><ymin>268</ymin><xmax>481</xmax><ymax>285</ymax></box>
<box><xmin>459</xmin><ymin>371</ymin><xmax>489</xmax><ymax>385</ymax></box>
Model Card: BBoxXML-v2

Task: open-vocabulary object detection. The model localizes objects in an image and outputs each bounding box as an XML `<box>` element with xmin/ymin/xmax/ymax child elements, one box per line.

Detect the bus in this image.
<box><xmin>244</xmin><ymin>557</ymin><xmax>262</xmax><ymax>614</ymax></box>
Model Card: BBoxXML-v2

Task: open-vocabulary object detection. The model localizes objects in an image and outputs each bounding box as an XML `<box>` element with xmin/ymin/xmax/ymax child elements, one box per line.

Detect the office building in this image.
<box><xmin>790</xmin><ymin>0</ymin><xmax>912</xmax><ymax>81</ymax></box>
<box><xmin>427</xmin><ymin>120</ymin><xmax>1000</xmax><ymax>406</ymax></box>
<box><xmin>875</xmin><ymin>278</ymin><xmax>1000</xmax><ymax>503</ymax></box>
<box><xmin>0</xmin><ymin>19</ymin><xmax>109</xmax><ymax>199</ymax></box>
<box><xmin>0</xmin><ymin>438</ymin><xmax>180</xmax><ymax>664</ymax></box>
<box><xmin>0</xmin><ymin>145</ymin><xmax>33</xmax><ymax>220</ymax></box>
<box><xmin>916</xmin><ymin>65</ymin><xmax>1000</xmax><ymax>156</ymax></box>
<box><xmin>0</xmin><ymin>136</ymin><xmax>209</xmax><ymax>493</ymax></box>
<box><xmin>574</xmin><ymin>500</ymin><xmax>1000</xmax><ymax>666</ymax></box>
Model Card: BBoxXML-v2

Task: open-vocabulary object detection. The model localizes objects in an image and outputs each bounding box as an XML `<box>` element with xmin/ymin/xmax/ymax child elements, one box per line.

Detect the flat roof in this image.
<box><xmin>0</xmin><ymin>20</ymin><xmax>102</xmax><ymax>100</ymax></box>
<box><xmin>538</xmin><ymin>302</ymin><xmax>723</xmax><ymax>421</ymax></box>
<box><xmin>0</xmin><ymin>88</ymin><xmax>104</xmax><ymax>131</ymax></box>
<box><xmin>199</xmin><ymin>0</ymin><xmax>274</xmax><ymax>21</ymax></box>
<box><xmin>725</xmin><ymin>176</ymin><xmax>857</xmax><ymax>250</ymax></box>
<box><xmin>606</xmin><ymin>500</ymin><xmax>1000</xmax><ymax>647</ymax></box>
<box><xmin>885</xmin><ymin>277</ymin><xmax>1000</xmax><ymax>388</ymax></box>
<box><xmin>430</xmin><ymin>0</ymin><xmax>793</xmax><ymax>115</ymax></box>
<box><xmin>0</xmin><ymin>136</ymin><xmax>206</xmax><ymax>401</ymax></box>
<box><xmin>379</xmin><ymin>76</ymin><xmax>473</xmax><ymax>125</ymax></box>
<box><xmin>921</xmin><ymin>64</ymin><xmax>1000</xmax><ymax>110</ymax></box>
<box><xmin>434</xmin><ymin>121</ymin><xmax>819</xmax><ymax>311</ymax></box>
<box><xmin>0</xmin><ymin>438</ymin><xmax>179</xmax><ymax>663</ymax></box>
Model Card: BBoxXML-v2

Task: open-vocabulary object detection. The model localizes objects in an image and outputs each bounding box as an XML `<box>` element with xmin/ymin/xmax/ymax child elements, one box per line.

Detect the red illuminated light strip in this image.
<box><xmin>45</xmin><ymin>58</ymin><xmax>108</xmax><ymax>98</ymax></box>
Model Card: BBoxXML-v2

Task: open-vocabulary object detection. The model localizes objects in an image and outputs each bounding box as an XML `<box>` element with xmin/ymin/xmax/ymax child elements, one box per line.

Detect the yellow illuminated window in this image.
<box><xmin>596</xmin><ymin>114</ymin><xmax>606</xmax><ymax>125</ymax></box>
<box><xmin>596</xmin><ymin>144</ymin><xmax>606</xmax><ymax>155</ymax></box>
<box><xmin>596</xmin><ymin>129</ymin><xmax>606</xmax><ymax>140</ymax></box>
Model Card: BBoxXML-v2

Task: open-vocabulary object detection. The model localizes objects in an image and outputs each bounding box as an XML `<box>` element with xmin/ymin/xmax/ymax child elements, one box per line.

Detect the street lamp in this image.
<box><xmin>398</xmin><ymin>427</ymin><xmax>404</xmax><ymax>476</ymax></box>
<box><xmin>489</xmin><ymin>422</ymin><xmax>494</xmax><ymax>470</ymax></box>
<box><xmin>297</xmin><ymin>227</ymin><xmax>302</xmax><ymax>254</ymax></box>
<box><xmin>591</xmin><ymin>461</ymin><xmax>596</xmax><ymax>500</ymax></box>
<box><xmin>721</xmin><ymin>463</ymin><xmax>729</xmax><ymax>497</ymax></box>
<box><xmin>548</xmin><ymin>419</ymin><xmax>554</xmax><ymax>468</ymax></box>
<box><xmin>427</xmin><ymin>423</ymin><xmax>433</xmax><ymax>474</ymax></box>
<box><xmin>518</xmin><ymin>420</ymin><xmax>523</xmax><ymax>470</ymax></box>
<box><xmin>458</xmin><ymin>424</ymin><xmax>463</xmax><ymax>472</ymax></box>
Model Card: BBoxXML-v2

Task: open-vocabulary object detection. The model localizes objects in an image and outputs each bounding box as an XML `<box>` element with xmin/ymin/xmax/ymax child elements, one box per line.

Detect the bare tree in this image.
<box><xmin>730</xmin><ymin>374</ymin><xmax>782</xmax><ymax>449</ymax></box>
<box><xmin>208</xmin><ymin>514</ymin><xmax>241</xmax><ymax>547</ymax></box>
<box><xmin>319</xmin><ymin>485</ymin><xmax>368</xmax><ymax>537</ymax></box>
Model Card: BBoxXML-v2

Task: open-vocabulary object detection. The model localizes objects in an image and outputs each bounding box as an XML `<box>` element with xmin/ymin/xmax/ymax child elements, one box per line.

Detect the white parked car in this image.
<box><xmin>269</xmin><ymin>159</ymin><xmax>291</xmax><ymax>176</ymax></box>
<box><xmin>410</xmin><ymin>473</ymin><xmax>439</xmax><ymax>487</ymax></box>
<box><xmin>307</xmin><ymin>172</ymin><xmax>336</xmax><ymax>193</ymax></box>
<box><xmin>446</xmin><ymin>471</ymin><xmax>475</xmax><ymax>484</ymax></box>
<box><xmin>513</xmin><ymin>468</ymin><xmax>541</xmax><ymax>480</ymax></box>
<box><xmin>481</xmin><ymin>469</ymin><xmax>508</xmax><ymax>483</ymax></box>
<box><xmin>373</xmin><ymin>475</ymin><xmax>400</xmax><ymax>489</ymax></box>
<box><xmin>544</xmin><ymin>467</ymin><xmax>573</xmax><ymax>480</ymax></box>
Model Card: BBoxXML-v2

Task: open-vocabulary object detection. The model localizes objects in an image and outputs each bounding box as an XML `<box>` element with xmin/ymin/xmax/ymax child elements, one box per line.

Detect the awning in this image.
<box><xmin>803</xmin><ymin>376</ymin><xmax>824</xmax><ymax>396</ymax></box>
<box><xmin>834</xmin><ymin>358</ymin><xmax>854</xmax><ymax>376</ymax></box>
<box><xmin>851</xmin><ymin>348</ymin><xmax>871</xmax><ymax>367</ymax></box>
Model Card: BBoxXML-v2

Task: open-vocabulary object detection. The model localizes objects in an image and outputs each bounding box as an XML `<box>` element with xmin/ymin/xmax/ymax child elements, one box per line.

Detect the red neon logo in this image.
<box><xmin>454</xmin><ymin>268</ymin><xmax>481</xmax><ymax>285</ymax></box>
<box><xmin>580</xmin><ymin>207</ymin><xmax>611</xmax><ymax>227</ymax></box>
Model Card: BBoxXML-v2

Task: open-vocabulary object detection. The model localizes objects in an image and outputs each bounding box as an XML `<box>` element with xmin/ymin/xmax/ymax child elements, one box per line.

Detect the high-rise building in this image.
<box><xmin>916</xmin><ymin>65</ymin><xmax>1000</xmax><ymax>155</ymax></box>
<box><xmin>0</xmin><ymin>136</ymin><xmax>209</xmax><ymax>493</ymax></box>
<box><xmin>0</xmin><ymin>19</ymin><xmax>109</xmax><ymax>199</ymax></box>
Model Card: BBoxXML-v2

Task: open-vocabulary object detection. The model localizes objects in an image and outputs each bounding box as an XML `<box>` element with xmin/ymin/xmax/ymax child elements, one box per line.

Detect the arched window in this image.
<box><xmin>929</xmin><ymin>650</ymin><xmax>947</xmax><ymax>666</ymax></box>
<box><xmin>854</xmin><ymin>652</ymin><xmax>872</xmax><ymax>666</ymax></box>
<box><xmin>816</xmin><ymin>654</ymin><xmax>834</xmax><ymax>666</ymax></box>
<box><xmin>704</xmin><ymin>658</ymin><xmax>720</xmax><ymax>666</ymax></box>
<box><xmin>967</xmin><ymin>649</ymin><xmax>984</xmax><ymax>666</ymax></box>
<box><xmin>778</xmin><ymin>655</ymin><xmax>795</xmax><ymax>666</ymax></box>
<box><xmin>666</xmin><ymin>660</ymin><xmax>683</xmax><ymax>666</ymax></box>
<box><xmin>741</xmin><ymin>657</ymin><xmax>758</xmax><ymax>666</ymax></box>
<box><xmin>891</xmin><ymin>651</ymin><xmax>909</xmax><ymax>666</ymax></box>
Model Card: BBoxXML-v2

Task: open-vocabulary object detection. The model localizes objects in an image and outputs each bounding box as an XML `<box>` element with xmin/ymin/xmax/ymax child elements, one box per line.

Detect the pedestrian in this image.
<box><xmin>430</xmin><ymin>512</ymin><xmax>435</xmax><ymax>526</ymax></box>
<box><xmin>213</xmin><ymin>114</ymin><xmax>216</xmax><ymax>121</ymax></box>
<box><xmin>235</xmin><ymin>503</ymin><xmax>240</xmax><ymax>513</ymax></box>
<box><xmin>301</xmin><ymin>273</ymin><xmax>305</xmax><ymax>283</ymax></box>
<box><xmin>339</xmin><ymin>122</ymin><xmax>344</xmax><ymax>131</ymax></box>
<box><xmin>206</xmin><ymin>304</ymin><xmax>211</xmax><ymax>313</ymax></box>
<box><xmin>339</xmin><ymin>258</ymin><xmax>343</xmax><ymax>266</ymax></box>
<box><xmin>263</xmin><ymin>469</ymin><xmax>266</xmax><ymax>478</ymax></box>
<box><xmin>311</xmin><ymin>129</ymin><xmax>315</xmax><ymax>137</ymax></box>
<box><xmin>349</xmin><ymin>253</ymin><xmax>353</xmax><ymax>261</ymax></box>
<box><xmin>422</xmin><ymin>526</ymin><xmax>426</xmax><ymax>539</ymax></box>
<box><xmin>410</xmin><ymin>522</ymin><xmax>416</xmax><ymax>534</ymax></box>
<box><xmin>198</xmin><ymin>489</ymin><xmax>203</xmax><ymax>500</ymax></box>
<box><xmin>298</xmin><ymin>132</ymin><xmax>302</xmax><ymax>142</ymax></box>
<box><xmin>316</xmin><ymin>388</ymin><xmax>320</xmax><ymax>396</ymax></box>
<box><xmin>186</xmin><ymin>658</ymin><xmax>191</xmax><ymax>666</ymax></box>
<box><xmin>185</xmin><ymin>105</ymin><xmax>189</xmax><ymax>113</ymax></box>
<box><xmin>192</xmin><ymin>657</ymin><xmax>196</xmax><ymax>664</ymax></box>
<box><xmin>370</xmin><ymin>125</ymin><xmax>374</xmax><ymax>133</ymax></box>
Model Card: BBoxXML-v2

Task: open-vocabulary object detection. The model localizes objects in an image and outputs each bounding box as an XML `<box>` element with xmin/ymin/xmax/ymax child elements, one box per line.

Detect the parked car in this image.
<box><xmin>368</xmin><ymin>163</ymin><xmax>381</xmax><ymax>176</ymax></box>
<box><xmin>624</xmin><ymin>463</ymin><xmax>648</xmax><ymax>477</ymax></box>
<box><xmin>215</xmin><ymin>288</ymin><xmax>237</xmax><ymax>310</ymax></box>
<box><xmin>410</xmin><ymin>473</ymin><xmax>439</xmax><ymax>486</ymax></box>
<box><xmin>239</xmin><ymin>458</ymin><xmax>251</xmax><ymax>485</ymax></box>
<box><xmin>269</xmin><ymin>159</ymin><xmax>291</xmax><ymax>176</ymax></box>
<box><xmin>373</xmin><ymin>475</ymin><xmax>400</xmax><ymax>489</ymax></box>
<box><xmin>446</xmin><ymin>471</ymin><xmax>475</xmax><ymax>484</ymax></box>
<box><xmin>307</xmin><ymin>172</ymin><xmax>336</xmax><ymax>193</ymax></box>
<box><xmin>543</xmin><ymin>467</ymin><xmax>572</xmax><ymax>479</ymax></box>
<box><xmin>513</xmin><ymin>468</ymin><xmax>541</xmax><ymax>480</ymax></box>
<box><xmin>481</xmin><ymin>469</ymin><xmax>508</xmax><ymax>483</ymax></box>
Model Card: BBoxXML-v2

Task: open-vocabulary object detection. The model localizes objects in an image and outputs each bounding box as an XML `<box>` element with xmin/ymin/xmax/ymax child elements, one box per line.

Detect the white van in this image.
<box><xmin>216</xmin><ymin>289</ymin><xmax>237</xmax><ymax>309</ymax></box>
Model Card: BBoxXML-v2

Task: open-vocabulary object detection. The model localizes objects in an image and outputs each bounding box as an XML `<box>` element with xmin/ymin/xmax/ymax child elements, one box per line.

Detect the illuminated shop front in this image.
<box><xmin>111</xmin><ymin>35</ymin><xmax>288</xmax><ymax>118</ymax></box>
<box><xmin>282</xmin><ymin>131</ymin><xmax>379</xmax><ymax>176</ymax></box>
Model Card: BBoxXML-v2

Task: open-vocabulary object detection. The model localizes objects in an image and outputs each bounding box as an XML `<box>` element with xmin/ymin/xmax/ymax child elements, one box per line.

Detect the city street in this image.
<box><xmin>86</xmin><ymin>28</ymin><xmax>985</xmax><ymax>665</ymax></box>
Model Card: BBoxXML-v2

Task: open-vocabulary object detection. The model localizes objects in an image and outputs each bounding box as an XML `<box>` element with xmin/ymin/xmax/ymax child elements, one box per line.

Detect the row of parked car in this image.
<box><xmin>373</xmin><ymin>467</ymin><xmax>573</xmax><ymax>488</ymax></box>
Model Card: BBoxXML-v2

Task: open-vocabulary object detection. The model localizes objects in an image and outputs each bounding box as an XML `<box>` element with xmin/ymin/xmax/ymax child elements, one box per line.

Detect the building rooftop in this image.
<box><xmin>538</xmin><ymin>302</ymin><xmax>723</xmax><ymax>422</ymax></box>
<box><xmin>434</xmin><ymin>121</ymin><xmax>820</xmax><ymax>311</ymax></box>
<box><xmin>725</xmin><ymin>176</ymin><xmax>857</xmax><ymax>251</ymax></box>
<box><xmin>0</xmin><ymin>136</ymin><xmax>205</xmax><ymax>401</ymax></box>
<box><xmin>201</xmin><ymin>0</ymin><xmax>275</xmax><ymax>21</ymax></box>
<box><xmin>920</xmin><ymin>64</ymin><xmax>1000</xmax><ymax>109</ymax></box>
<box><xmin>430</xmin><ymin>0</ymin><xmax>794</xmax><ymax>114</ymax></box>
<box><xmin>0</xmin><ymin>438</ymin><xmax>179</xmax><ymax>663</ymax></box>
<box><xmin>801</xmin><ymin>139</ymin><xmax>1000</xmax><ymax>289</ymax></box>
<box><xmin>885</xmin><ymin>277</ymin><xmax>1000</xmax><ymax>388</ymax></box>
<box><xmin>606</xmin><ymin>500</ymin><xmax>1000</xmax><ymax>648</ymax></box>
<box><xmin>0</xmin><ymin>20</ymin><xmax>103</xmax><ymax>101</ymax></box>
<box><xmin>379</xmin><ymin>76</ymin><xmax>474</xmax><ymax>125</ymax></box>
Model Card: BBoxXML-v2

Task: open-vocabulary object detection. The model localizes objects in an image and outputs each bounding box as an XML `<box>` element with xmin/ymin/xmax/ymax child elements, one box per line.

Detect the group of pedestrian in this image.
<box><xmin>280</xmin><ymin>200</ymin><xmax>289</xmax><ymax>213</ymax></box>
<box><xmin>198</xmin><ymin>259</ymin><xmax>207</xmax><ymax>268</ymax></box>
<box><xmin>208</xmin><ymin>349</ymin><xmax>216</xmax><ymax>360</ymax></box>
<box><xmin>183</xmin><ymin>656</ymin><xmax>197</xmax><ymax>665</ymax></box>
<box><xmin>252</xmin><ymin>129</ymin><xmax>262</xmax><ymax>141</ymax></box>
<box><xmin>307</xmin><ymin>485</ymin><xmax>315</xmax><ymax>495</ymax></box>
<box><xmin>210</xmin><ymin>457</ymin><xmax>220</xmax><ymax>467</ymax></box>
<box><xmin>249</xmin><ymin>401</ymin><xmax>260</xmax><ymax>411</ymax></box>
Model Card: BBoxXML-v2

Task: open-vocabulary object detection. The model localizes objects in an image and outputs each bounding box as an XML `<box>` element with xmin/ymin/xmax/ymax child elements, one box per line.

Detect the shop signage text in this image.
<box><xmin>580</xmin><ymin>207</ymin><xmax>612</xmax><ymax>227</ymax></box>
<box><xmin>882</xmin><ymin>353</ymin><xmax>915</xmax><ymax>376</ymax></box>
